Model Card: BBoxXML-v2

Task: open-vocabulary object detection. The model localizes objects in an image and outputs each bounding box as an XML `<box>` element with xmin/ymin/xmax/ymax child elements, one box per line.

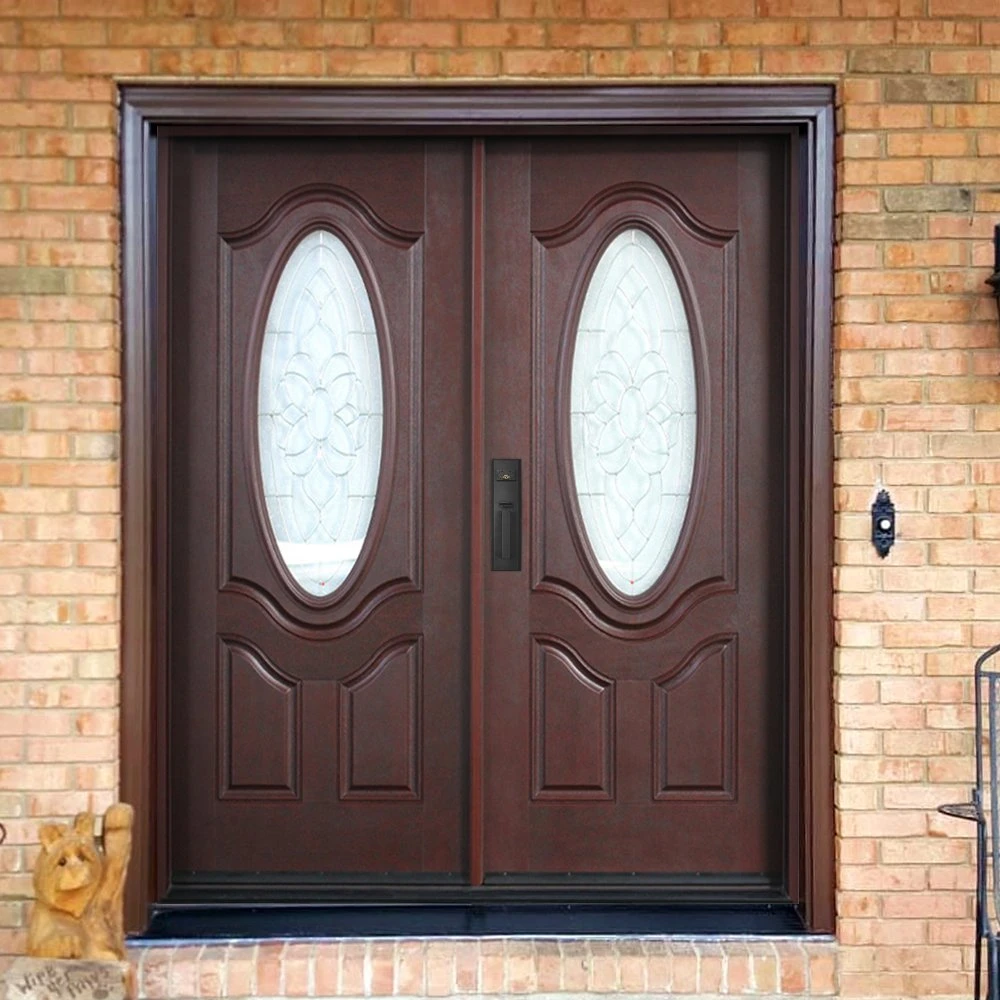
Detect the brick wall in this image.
<box><xmin>1</xmin><ymin>0</ymin><xmax>999</xmax><ymax>996</ymax></box>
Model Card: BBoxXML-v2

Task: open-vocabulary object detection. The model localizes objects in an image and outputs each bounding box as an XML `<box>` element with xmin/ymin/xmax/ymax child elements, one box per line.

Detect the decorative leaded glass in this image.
<box><xmin>570</xmin><ymin>228</ymin><xmax>697</xmax><ymax>597</ymax></box>
<box><xmin>257</xmin><ymin>229</ymin><xmax>383</xmax><ymax>598</ymax></box>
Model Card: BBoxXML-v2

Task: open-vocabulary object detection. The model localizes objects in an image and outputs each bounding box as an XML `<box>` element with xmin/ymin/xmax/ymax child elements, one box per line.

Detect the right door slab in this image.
<box><xmin>483</xmin><ymin>136</ymin><xmax>790</xmax><ymax>896</ymax></box>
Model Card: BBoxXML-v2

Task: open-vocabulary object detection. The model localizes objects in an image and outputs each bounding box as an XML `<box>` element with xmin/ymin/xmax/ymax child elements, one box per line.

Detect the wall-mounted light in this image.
<box><xmin>989</xmin><ymin>224</ymin><xmax>1000</xmax><ymax>326</ymax></box>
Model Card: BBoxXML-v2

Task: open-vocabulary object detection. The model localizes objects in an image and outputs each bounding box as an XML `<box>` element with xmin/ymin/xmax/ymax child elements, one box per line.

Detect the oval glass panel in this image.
<box><xmin>570</xmin><ymin>228</ymin><xmax>697</xmax><ymax>597</ymax></box>
<box><xmin>257</xmin><ymin>229</ymin><xmax>383</xmax><ymax>598</ymax></box>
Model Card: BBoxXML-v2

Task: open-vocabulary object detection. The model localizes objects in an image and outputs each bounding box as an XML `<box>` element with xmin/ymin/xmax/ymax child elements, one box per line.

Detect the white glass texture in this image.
<box><xmin>257</xmin><ymin>229</ymin><xmax>383</xmax><ymax>597</ymax></box>
<box><xmin>570</xmin><ymin>228</ymin><xmax>697</xmax><ymax>597</ymax></box>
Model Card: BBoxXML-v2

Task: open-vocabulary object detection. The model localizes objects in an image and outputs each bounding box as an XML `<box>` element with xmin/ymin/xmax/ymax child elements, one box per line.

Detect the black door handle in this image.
<box><xmin>492</xmin><ymin>459</ymin><xmax>521</xmax><ymax>571</ymax></box>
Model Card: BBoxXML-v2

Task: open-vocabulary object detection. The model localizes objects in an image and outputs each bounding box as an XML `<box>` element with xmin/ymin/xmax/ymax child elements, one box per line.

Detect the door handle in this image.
<box><xmin>492</xmin><ymin>459</ymin><xmax>521</xmax><ymax>571</ymax></box>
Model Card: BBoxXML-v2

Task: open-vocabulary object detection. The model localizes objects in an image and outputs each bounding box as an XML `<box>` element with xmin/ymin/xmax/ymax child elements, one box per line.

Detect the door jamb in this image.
<box><xmin>120</xmin><ymin>84</ymin><xmax>835</xmax><ymax>933</ymax></box>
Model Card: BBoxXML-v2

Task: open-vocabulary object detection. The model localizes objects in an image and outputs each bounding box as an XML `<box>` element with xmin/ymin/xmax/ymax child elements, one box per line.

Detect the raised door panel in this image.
<box><xmin>653</xmin><ymin>637</ymin><xmax>736</xmax><ymax>799</ymax></box>
<box><xmin>218</xmin><ymin>638</ymin><xmax>300</xmax><ymax>799</ymax></box>
<box><xmin>531</xmin><ymin>639</ymin><xmax>614</xmax><ymax>800</ymax></box>
<box><xmin>339</xmin><ymin>638</ymin><xmax>422</xmax><ymax>799</ymax></box>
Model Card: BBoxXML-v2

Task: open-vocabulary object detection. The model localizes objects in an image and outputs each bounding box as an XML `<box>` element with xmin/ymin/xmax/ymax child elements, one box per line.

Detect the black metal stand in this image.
<box><xmin>938</xmin><ymin>642</ymin><xmax>1000</xmax><ymax>1000</ymax></box>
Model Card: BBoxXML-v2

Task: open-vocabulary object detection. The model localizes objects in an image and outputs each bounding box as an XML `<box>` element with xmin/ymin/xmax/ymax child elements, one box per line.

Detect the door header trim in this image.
<box><xmin>120</xmin><ymin>83</ymin><xmax>835</xmax><ymax>934</ymax></box>
<box><xmin>121</xmin><ymin>83</ymin><xmax>834</xmax><ymax>131</ymax></box>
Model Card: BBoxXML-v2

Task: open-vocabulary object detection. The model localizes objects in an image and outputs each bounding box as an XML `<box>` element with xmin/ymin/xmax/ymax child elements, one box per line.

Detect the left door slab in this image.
<box><xmin>165</xmin><ymin>138</ymin><xmax>470</xmax><ymax>894</ymax></box>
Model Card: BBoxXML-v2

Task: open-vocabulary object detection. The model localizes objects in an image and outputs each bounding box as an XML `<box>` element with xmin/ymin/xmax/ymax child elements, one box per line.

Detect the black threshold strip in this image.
<box><xmin>139</xmin><ymin>904</ymin><xmax>806</xmax><ymax>940</ymax></box>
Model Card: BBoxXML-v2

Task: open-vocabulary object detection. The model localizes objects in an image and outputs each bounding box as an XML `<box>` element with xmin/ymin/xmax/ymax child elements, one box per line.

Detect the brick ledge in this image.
<box><xmin>128</xmin><ymin>937</ymin><xmax>839</xmax><ymax>998</ymax></box>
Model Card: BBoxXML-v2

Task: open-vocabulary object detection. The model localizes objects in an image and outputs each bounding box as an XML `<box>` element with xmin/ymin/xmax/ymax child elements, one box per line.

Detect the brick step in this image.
<box><xmin>129</xmin><ymin>937</ymin><xmax>838</xmax><ymax>999</ymax></box>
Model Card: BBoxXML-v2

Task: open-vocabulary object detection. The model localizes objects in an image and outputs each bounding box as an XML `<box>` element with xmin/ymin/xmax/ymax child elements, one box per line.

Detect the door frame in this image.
<box><xmin>120</xmin><ymin>84</ymin><xmax>835</xmax><ymax>933</ymax></box>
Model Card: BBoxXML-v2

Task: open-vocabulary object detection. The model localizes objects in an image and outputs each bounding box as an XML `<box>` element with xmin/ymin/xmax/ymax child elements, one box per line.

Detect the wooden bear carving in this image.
<box><xmin>27</xmin><ymin>803</ymin><xmax>134</xmax><ymax>962</ymax></box>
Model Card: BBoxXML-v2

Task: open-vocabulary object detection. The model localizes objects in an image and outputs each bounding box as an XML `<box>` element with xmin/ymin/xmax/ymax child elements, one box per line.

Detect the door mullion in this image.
<box><xmin>469</xmin><ymin>136</ymin><xmax>487</xmax><ymax>887</ymax></box>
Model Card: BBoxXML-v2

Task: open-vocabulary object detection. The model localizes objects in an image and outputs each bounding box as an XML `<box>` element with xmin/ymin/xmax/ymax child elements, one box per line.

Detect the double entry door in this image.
<box><xmin>165</xmin><ymin>134</ymin><xmax>790</xmax><ymax>905</ymax></box>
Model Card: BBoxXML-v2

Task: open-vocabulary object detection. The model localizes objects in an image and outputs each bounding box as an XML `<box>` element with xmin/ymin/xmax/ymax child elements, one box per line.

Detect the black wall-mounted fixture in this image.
<box><xmin>872</xmin><ymin>489</ymin><xmax>895</xmax><ymax>558</ymax></box>
<box><xmin>988</xmin><ymin>224</ymin><xmax>1000</xmax><ymax>326</ymax></box>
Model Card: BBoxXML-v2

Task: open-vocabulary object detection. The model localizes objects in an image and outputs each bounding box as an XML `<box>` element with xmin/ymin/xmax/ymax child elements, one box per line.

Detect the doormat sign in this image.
<box><xmin>2</xmin><ymin>959</ymin><xmax>130</xmax><ymax>1000</ymax></box>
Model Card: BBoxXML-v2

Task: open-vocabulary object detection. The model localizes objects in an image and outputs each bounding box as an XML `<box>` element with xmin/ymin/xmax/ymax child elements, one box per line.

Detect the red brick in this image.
<box><xmin>413</xmin><ymin>50</ymin><xmax>500</xmax><ymax>75</ymax></box>
<box><xmin>637</xmin><ymin>21</ymin><xmax>720</xmax><ymax>46</ymax></box>
<box><xmin>235</xmin><ymin>0</ymin><xmax>321</xmax><ymax>14</ymax></box>
<box><xmin>897</xmin><ymin>18</ymin><xmax>978</xmax><ymax>43</ymax></box>
<box><xmin>502</xmin><ymin>49</ymin><xmax>586</xmax><ymax>75</ymax></box>
<box><xmin>0</xmin><ymin>0</ymin><xmax>59</xmax><ymax>12</ymax></box>
<box><xmin>590</xmin><ymin>49</ymin><xmax>673</xmax><ymax>75</ymax></box>
<box><xmin>810</xmin><ymin>18</ymin><xmax>895</xmax><ymax>43</ymax></box>
<box><xmin>674</xmin><ymin>47</ymin><xmax>759</xmax><ymax>74</ymax></box>
<box><xmin>534</xmin><ymin>942</ymin><xmax>560</xmax><ymax>992</ymax></box>
<box><xmin>108</xmin><ymin>21</ymin><xmax>199</xmax><ymax>46</ymax></box>
<box><xmin>207</xmin><ymin>21</ymin><xmax>287</xmax><ymax>46</ymax></box>
<box><xmin>23</xmin><ymin>79</ymin><xmax>115</xmax><ymax>104</ymax></box>
<box><xmin>671</xmin><ymin>0</ymin><xmax>752</xmax><ymax>13</ymax></box>
<box><xmin>312</xmin><ymin>943</ymin><xmax>339</xmax><ymax>995</ymax></box>
<box><xmin>887</xmin><ymin>131</ymin><xmax>972</xmax><ymax>157</ymax></box>
<box><xmin>283</xmin><ymin>943</ymin><xmax>312</xmax><ymax>997</ymax></box>
<box><xmin>411</xmin><ymin>0</ymin><xmax>495</xmax><ymax>14</ymax></box>
<box><xmin>587</xmin><ymin>940</ymin><xmax>618</xmax><ymax>992</ymax></box>
<box><xmin>340</xmin><ymin>942</ymin><xmax>365</xmax><ymax>995</ymax></box>
<box><xmin>373</xmin><ymin>21</ymin><xmax>458</xmax><ymax>46</ymax></box>
<box><xmin>548</xmin><ymin>21</ymin><xmax>633</xmax><ymax>46</ymax></box>
<box><xmin>498</xmin><ymin>0</ymin><xmax>581</xmax><ymax>12</ymax></box>
<box><xmin>327</xmin><ymin>49</ymin><xmax>413</xmax><ymax>74</ymax></box>
<box><xmin>479</xmin><ymin>940</ymin><xmax>505</xmax><ymax>993</ymax></box>
<box><xmin>724</xmin><ymin>20</ymin><xmax>808</xmax><ymax>45</ymax></box>
<box><xmin>779</xmin><ymin>947</ymin><xmax>808</xmax><ymax>994</ymax></box>
<box><xmin>0</xmin><ymin>104</ymin><xmax>67</xmax><ymax>129</ymax></box>
<box><xmin>60</xmin><ymin>0</ymin><xmax>144</xmax><ymax>13</ymax></box>
<box><xmin>237</xmin><ymin>49</ymin><xmax>324</xmax><ymax>74</ymax></box>
<box><xmin>255</xmin><ymin>943</ymin><xmax>283</xmax><ymax>996</ymax></box>
<box><xmin>929</xmin><ymin>0</ymin><xmax>990</xmax><ymax>11</ymax></box>
<box><xmin>61</xmin><ymin>48</ymin><xmax>150</xmax><ymax>74</ymax></box>
<box><xmin>151</xmin><ymin>49</ymin><xmax>239</xmax><ymax>75</ymax></box>
<box><xmin>462</xmin><ymin>21</ymin><xmax>545</xmax><ymax>46</ymax></box>
<box><xmin>583</xmin><ymin>0</ymin><xmax>664</xmax><ymax>13</ymax></box>
<box><xmin>197</xmin><ymin>946</ymin><xmax>226</xmax><ymax>997</ymax></box>
<box><xmin>426</xmin><ymin>941</ymin><xmax>456</xmax><ymax>996</ymax></box>
<box><xmin>21</xmin><ymin>21</ymin><xmax>108</xmax><ymax>46</ymax></box>
<box><xmin>396</xmin><ymin>940</ymin><xmax>425</xmax><ymax>994</ymax></box>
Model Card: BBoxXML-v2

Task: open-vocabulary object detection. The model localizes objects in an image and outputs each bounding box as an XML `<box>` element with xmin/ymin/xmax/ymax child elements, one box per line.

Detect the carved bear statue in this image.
<box><xmin>27</xmin><ymin>803</ymin><xmax>134</xmax><ymax>962</ymax></box>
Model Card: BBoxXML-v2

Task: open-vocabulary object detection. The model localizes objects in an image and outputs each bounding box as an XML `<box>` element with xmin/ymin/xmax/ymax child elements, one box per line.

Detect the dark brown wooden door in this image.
<box><xmin>482</xmin><ymin>138</ymin><xmax>787</xmax><ymax>893</ymax></box>
<box><xmin>165</xmin><ymin>134</ymin><xmax>789</xmax><ymax>901</ymax></box>
<box><xmin>166</xmin><ymin>138</ymin><xmax>472</xmax><ymax>886</ymax></box>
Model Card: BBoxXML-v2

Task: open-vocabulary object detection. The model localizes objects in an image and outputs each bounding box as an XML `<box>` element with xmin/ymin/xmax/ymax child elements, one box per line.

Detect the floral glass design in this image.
<box><xmin>258</xmin><ymin>229</ymin><xmax>383</xmax><ymax>597</ymax></box>
<box><xmin>569</xmin><ymin>228</ymin><xmax>697</xmax><ymax>597</ymax></box>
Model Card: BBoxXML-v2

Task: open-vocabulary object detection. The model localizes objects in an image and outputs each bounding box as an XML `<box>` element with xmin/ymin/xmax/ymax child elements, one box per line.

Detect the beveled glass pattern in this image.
<box><xmin>570</xmin><ymin>229</ymin><xmax>697</xmax><ymax>597</ymax></box>
<box><xmin>258</xmin><ymin>229</ymin><xmax>383</xmax><ymax>597</ymax></box>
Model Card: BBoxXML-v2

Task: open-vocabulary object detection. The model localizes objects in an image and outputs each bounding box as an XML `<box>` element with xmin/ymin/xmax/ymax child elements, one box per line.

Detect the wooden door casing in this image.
<box><xmin>122</xmin><ymin>86</ymin><xmax>834</xmax><ymax>932</ymax></box>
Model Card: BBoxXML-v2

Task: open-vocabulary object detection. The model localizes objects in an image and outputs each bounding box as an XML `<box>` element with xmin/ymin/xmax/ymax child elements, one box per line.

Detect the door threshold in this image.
<box><xmin>138</xmin><ymin>903</ymin><xmax>807</xmax><ymax>940</ymax></box>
